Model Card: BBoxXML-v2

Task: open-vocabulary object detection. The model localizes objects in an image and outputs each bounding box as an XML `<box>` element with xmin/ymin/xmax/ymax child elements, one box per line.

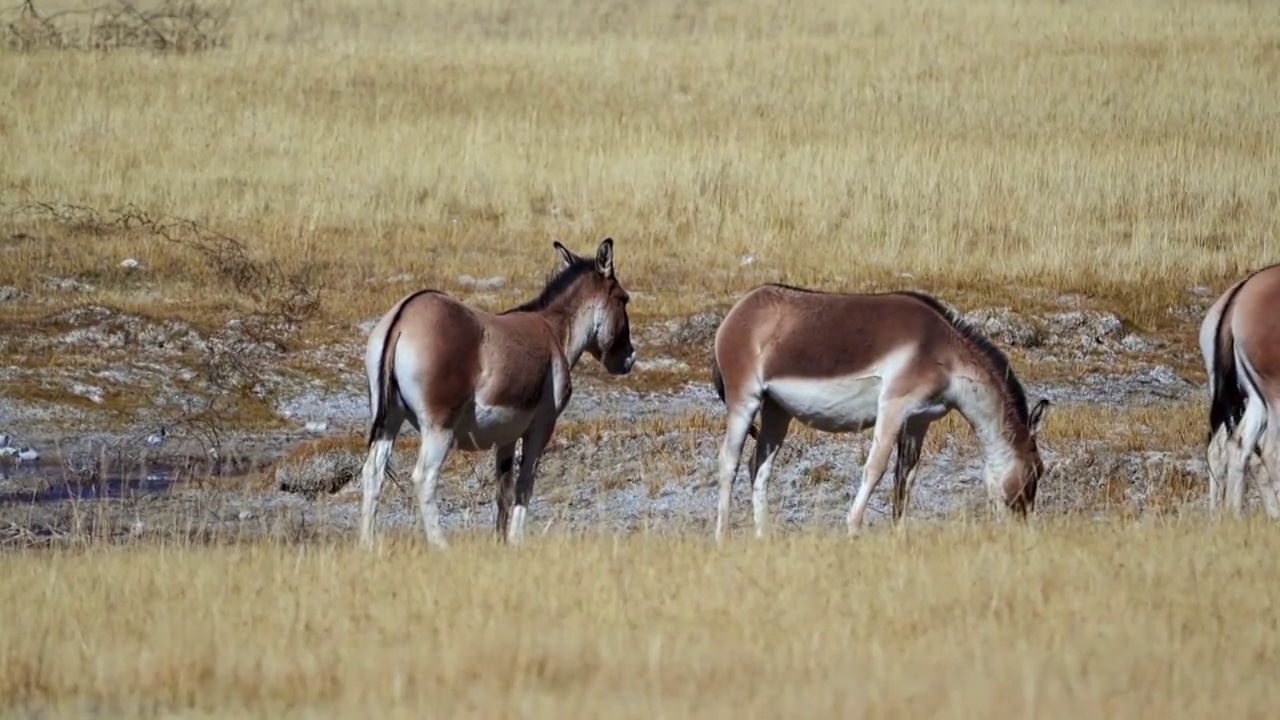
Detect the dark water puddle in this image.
<box><xmin>0</xmin><ymin>462</ymin><xmax>182</xmax><ymax>505</ymax></box>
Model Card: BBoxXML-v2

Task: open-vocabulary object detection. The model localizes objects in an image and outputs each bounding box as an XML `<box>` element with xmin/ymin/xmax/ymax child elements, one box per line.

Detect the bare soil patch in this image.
<box><xmin>0</xmin><ymin>285</ymin><xmax>1222</xmax><ymax>546</ymax></box>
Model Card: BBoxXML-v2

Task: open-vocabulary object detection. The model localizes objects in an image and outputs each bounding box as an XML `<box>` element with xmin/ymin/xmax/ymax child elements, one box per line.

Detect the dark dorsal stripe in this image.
<box><xmin>898</xmin><ymin>290</ymin><xmax>1032</xmax><ymax>427</ymax></box>
<box><xmin>502</xmin><ymin>257</ymin><xmax>597</xmax><ymax>314</ymax></box>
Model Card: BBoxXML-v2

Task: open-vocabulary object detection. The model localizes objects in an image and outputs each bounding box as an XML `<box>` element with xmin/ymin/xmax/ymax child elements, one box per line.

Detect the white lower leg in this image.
<box><xmin>508</xmin><ymin>505</ymin><xmax>528</xmax><ymax>544</ymax></box>
<box><xmin>715</xmin><ymin>410</ymin><xmax>755</xmax><ymax>544</ymax></box>
<box><xmin>359</xmin><ymin>439</ymin><xmax>394</xmax><ymax>547</ymax></box>
<box><xmin>1227</xmin><ymin>403</ymin><xmax>1266</xmax><ymax>517</ymax></box>
<box><xmin>1260</xmin><ymin>421</ymin><xmax>1280</xmax><ymax>521</ymax></box>
<box><xmin>1258</xmin><ymin>474</ymin><xmax>1280</xmax><ymax>520</ymax></box>
<box><xmin>411</xmin><ymin>431</ymin><xmax>453</xmax><ymax>548</ymax></box>
<box><xmin>848</xmin><ymin>439</ymin><xmax>893</xmax><ymax>535</ymax></box>
<box><xmin>751</xmin><ymin>453</ymin><xmax>778</xmax><ymax>539</ymax></box>
<box><xmin>1207</xmin><ymin>427</ymin><xmax>1229</xmax><ymax>515</ymax></box>
<box><xmin>895</xmin><ymin>467</ymin><xmax>920</xmax><ymax>529</ymax></box>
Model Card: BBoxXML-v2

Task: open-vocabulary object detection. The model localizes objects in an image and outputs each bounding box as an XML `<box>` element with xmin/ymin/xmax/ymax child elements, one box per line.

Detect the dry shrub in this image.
<box><xmin>274</xmin><ymin>445</ymin><xmax>363</xmax><ymax>497</ymax></box>
<box><xmin>2</xmin><ymin>0</ymin><xmax>228</xmax><ymax>53</ymax></box>
<box><xmin>274</xmin><ymin>436</ymin><xmax>437</xmax><ymax>498</ymax></box>
<box><xmin>1</xmin><ymin>194</ymin><xmax>323</xmax><ymax>460</ymax></box>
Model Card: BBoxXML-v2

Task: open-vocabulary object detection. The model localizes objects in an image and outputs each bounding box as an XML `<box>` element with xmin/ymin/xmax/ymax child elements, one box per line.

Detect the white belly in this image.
<box><xmin>452</xmin><ymin>402</ymin><xmax>534</xmax><ymax>451</ymax></box>
<box><xmin>766</xmin><ymin>374</ymin><xmax>884</xmax><ymax>433</ymax></box>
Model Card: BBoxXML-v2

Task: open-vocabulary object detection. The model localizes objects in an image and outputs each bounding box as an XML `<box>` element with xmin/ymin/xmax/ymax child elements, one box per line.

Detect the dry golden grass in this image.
<box><xmin>6</xmin><ymin>7</ymin><xmax>1269</xmax><ymax>710</ymax></box>
<box><xmin>3</xmin><ymin>0</ymin><xmax>1278</xmax><ymax>333</ymax></box>
<box><xmin>2</xmin><ymin>520</ymin><xmax>1278</xmax><ymax>717</ymax></box>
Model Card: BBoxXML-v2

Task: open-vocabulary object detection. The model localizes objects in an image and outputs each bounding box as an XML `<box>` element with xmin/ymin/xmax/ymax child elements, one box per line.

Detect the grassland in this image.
<box><xmin>3</xmin><ymin>0</ymin><xmax>1278</xmax><ymax>332</ymax></box>
<box><xmin>2</xmin><ymin>0</ymin><xmax>1278</xmax><ymax>713</ymax></box>
<box><xmin>3</xmin><ymin>521</ymin><xmax>1280</xmax><ymax>718</ymax></box>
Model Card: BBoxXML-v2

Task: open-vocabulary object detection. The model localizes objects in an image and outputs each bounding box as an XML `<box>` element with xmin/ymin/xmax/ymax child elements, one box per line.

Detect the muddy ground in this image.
<box><xmin>0</xmin><ymin>284</ymin><xmax>1223</xmax><ymax>547</ymax></box>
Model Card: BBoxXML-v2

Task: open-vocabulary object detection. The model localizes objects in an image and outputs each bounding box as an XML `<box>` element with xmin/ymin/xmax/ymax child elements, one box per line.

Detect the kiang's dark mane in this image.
<box><xmin>899</xmin><ymin>290</ymin><xmax>1032</xmax><ymax>426</ymax></box>
<box><xmin>502</xmin><ymin>256</ymin><xmax>597</xmax><ymax>314</ymax></box>
<box><xmin>763</xmin><ymin>282</ymin><xmax>1031</xmax><ymax>425</ymax></box>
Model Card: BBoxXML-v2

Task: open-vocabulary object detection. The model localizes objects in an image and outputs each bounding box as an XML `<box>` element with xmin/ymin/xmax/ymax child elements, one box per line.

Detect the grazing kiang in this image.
<box><xmin>359</xmin><ymin>238</ymin><xmax>636</xmax><ymax>549</ymax></box>
<box><xmin>710</xmin><ymin>284</ymin><xmax>1051</xmax><ymax>542</ymax></box>
<box><xmin>1200</xmin><ymin>261</ymin><xmax>1280</xmax><ymax>518</ymax></box>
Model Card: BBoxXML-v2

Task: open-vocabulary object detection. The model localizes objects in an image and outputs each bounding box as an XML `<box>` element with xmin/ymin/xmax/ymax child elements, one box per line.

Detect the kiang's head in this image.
<box><xmin>1001</xmin><ymin>397</ymin><xmax>1051</xmax><ymax>516</ymax></box>
<box><xmin>554</xmin><ymin>237</ymin><xmax>635</xmax><ymax>375</ymax></box>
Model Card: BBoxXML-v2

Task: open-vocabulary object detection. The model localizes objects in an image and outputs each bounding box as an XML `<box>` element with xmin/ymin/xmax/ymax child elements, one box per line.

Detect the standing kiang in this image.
<box><xmin>359</xmin><ymin>238</ymin><xmax>636</xmax><ymax>549</ymax></box>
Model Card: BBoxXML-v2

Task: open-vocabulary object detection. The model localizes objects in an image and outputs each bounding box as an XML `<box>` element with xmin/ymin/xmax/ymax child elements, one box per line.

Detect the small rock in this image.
<box><xmin>1120</xmin><ymin>334</ymin><xmax>1153</xmax><ymax>353</ymax></box>
<box><xmin>70</xmin><ymin>382</ymin><xmax>105</xmax><ymax>404</ymax></box>
<box><xmin>1140</xmin><ymin>365</ymin><xmax>1185</xmax><ymax>387</ymax></box>
<box><xmin>0</xmin><ymin>286</ymin><xmax>29</xmax><ymax>302</ymax></box>
<box><xmin>42</xmin><ymin>276</ymin><xmax>95</xmax><ymax>293</ymax></box>
<box><xmin>673</xmin><ymin>312</ymin><xmax>723</xmax><ymax>347</ymax></box>
<box><xmin>1043</xmin><ymin>310</ymin><xmax>1124</xmax><ymax>346</ymax></box>
<box><xmin>238</xmin><ymin>510</ymin><xmax>254</xmax><ymax>521</ymax></box>
<box><xmin>963</xmin><ymin>307</ymin><xmax>1044</xmax><ymax>349</ymax></box>
<box><xmin>304</xmin><ymin>421</ymin><xmax>329</xmax><ymax>434</ymax></box>
<box><xmin>1167</xmin><ymin>303</ymin><xmax>1207</xmax><ymax>322</ymax></box>
<box><xmin>635</xmin><ymin>357</ymin><xmax>692</xmax><ymax>373</ymax></box>
<box><xmin>458</xmin><ymin>275</ymin><xmax>505</xmax><ymax>290</ymax></box>
<box><xmin>120</xmin><ymin>258</ymin><xmax>140</xmax><ymax>270</ymax></box>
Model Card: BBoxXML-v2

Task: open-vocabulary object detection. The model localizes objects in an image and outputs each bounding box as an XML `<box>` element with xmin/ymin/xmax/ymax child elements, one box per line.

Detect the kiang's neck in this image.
<box><xmin>952</xmin><ymin>372</ymin><xmax>1026</xmax><ymax>477</ymax></box>
<box><xmin>537</xmin><ymin>295</ymin><xmax>593</xmax><ymax>368</ymax></box>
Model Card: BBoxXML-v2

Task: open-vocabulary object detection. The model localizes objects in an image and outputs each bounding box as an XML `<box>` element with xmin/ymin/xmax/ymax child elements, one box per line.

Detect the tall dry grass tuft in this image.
<box><xmin>2</xmin><ymin>0</ymin><xmax>1277</xmax><ymax>329</ymax></box>
<box><xmin>2</xmin><ymin>521</ymin><xmax>1279</xmax><ymax>717</ymax></box>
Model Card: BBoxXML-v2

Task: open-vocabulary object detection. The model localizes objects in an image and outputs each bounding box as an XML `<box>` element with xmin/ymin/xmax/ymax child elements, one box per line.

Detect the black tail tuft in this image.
<box><xmin>711</xmin><ymin>356</ymin><xmax>758</xmax><ymax>439</ymax></box>
<box><xmin>1207</xmin><ymin>284</ymin><xmax>1250</xmax><ymax>443</ymax></box>
<box><xmin>368</xmin><ymin>329</ymin><xmax>403</xmax><ymax>448</ymax></box>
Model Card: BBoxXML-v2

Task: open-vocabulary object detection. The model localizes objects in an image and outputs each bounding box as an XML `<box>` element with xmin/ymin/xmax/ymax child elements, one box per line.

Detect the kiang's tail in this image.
<box><xmin>1207</xmin><ymin>281</ymin><xmax>1251</xmax><ymax>446</ymax></box>
<box><xmin>367</xmin><ymin>290</ymin><xmax>433</xmax><ymax>448</ymax></box>
<box><xmin>711</xmin><ymin>356</ymin><xmax>758</xmax><ymax>439</ymax></box>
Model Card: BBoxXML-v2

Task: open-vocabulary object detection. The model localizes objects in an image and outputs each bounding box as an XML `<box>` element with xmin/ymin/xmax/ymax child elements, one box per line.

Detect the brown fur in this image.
<box><xmin>1204</xmin><ymin>263</ymin><xmax>1280</xmax><ymax>518</ymax></box>
<box><xmin>1229</xmin><ymin>265</ymin><xmax>1280</xmax><ymax>399</ymax></box>
<box><xmin>709</xmin><ymin>283</ymin><xmax>1049</xmax><ymax>541</ymax></box>
<box><xmin>397</xmin><ymin>300</ymin><xmax>565</xmax><ymax>417</ymax></box>
<box><xmin>358</xmin><ymin>238</ymin><xmax>635</xmax><ymax>548</ymax></box>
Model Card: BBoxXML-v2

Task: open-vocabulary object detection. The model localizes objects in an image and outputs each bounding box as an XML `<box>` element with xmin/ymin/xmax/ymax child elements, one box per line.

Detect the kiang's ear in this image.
<box><xmin>552</xmin><ymin>241</ymin><xmax>576</xmax><ymax>269</ymax></box>
<box><xmin>595</xmin><ymin>237</ymin><xmax>614</xmax><ymax>279</ymax></box>
<box><xmin>1029</xmin><ymin>397</ymin><xmax>1051</xmax><ymax>437</ymax></box>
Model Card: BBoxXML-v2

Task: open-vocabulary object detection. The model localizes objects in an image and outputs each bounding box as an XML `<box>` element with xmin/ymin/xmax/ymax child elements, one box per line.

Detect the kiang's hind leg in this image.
<box><xmin>747</xmin><ymin>397</ymin><xmax>792</xmax><ymax>539</ymax></box>
<box><xmin>1207</xmin><ymin>425</ymin><xmax>1230</xmax><ymax>516</ymax></box>
<box><xmin>1226</xmin><ymin>394</ymin><xmax>1266</xmax><ymax>517</ymax></box>
<box><xmin>1258</xmin><ymin>403</ymin><xmax>1280</xmax><ymax>520</ymax></box>
<box><xmin>359</xmin><ymin>403</ymin><xmax>407</xmax><ymax>549</ymax></box>
<box><xmin>891</xmin><ymin>416</ymin><xmax>933</xmax><ymax>528</ymax></box>
<box><xmin>493</xmin><ymin>442</ymin><xmax>517</xmax><ymax>539</ymax></box>
<box><xmin>716</xmin><ymin>387</ymin><xmax>762</xmax><ymax>544</ymax></box>
<box><xmin>410</xmin><ymin>424</ymin><xmax>456</xmax><ymax>548</ymax></box>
